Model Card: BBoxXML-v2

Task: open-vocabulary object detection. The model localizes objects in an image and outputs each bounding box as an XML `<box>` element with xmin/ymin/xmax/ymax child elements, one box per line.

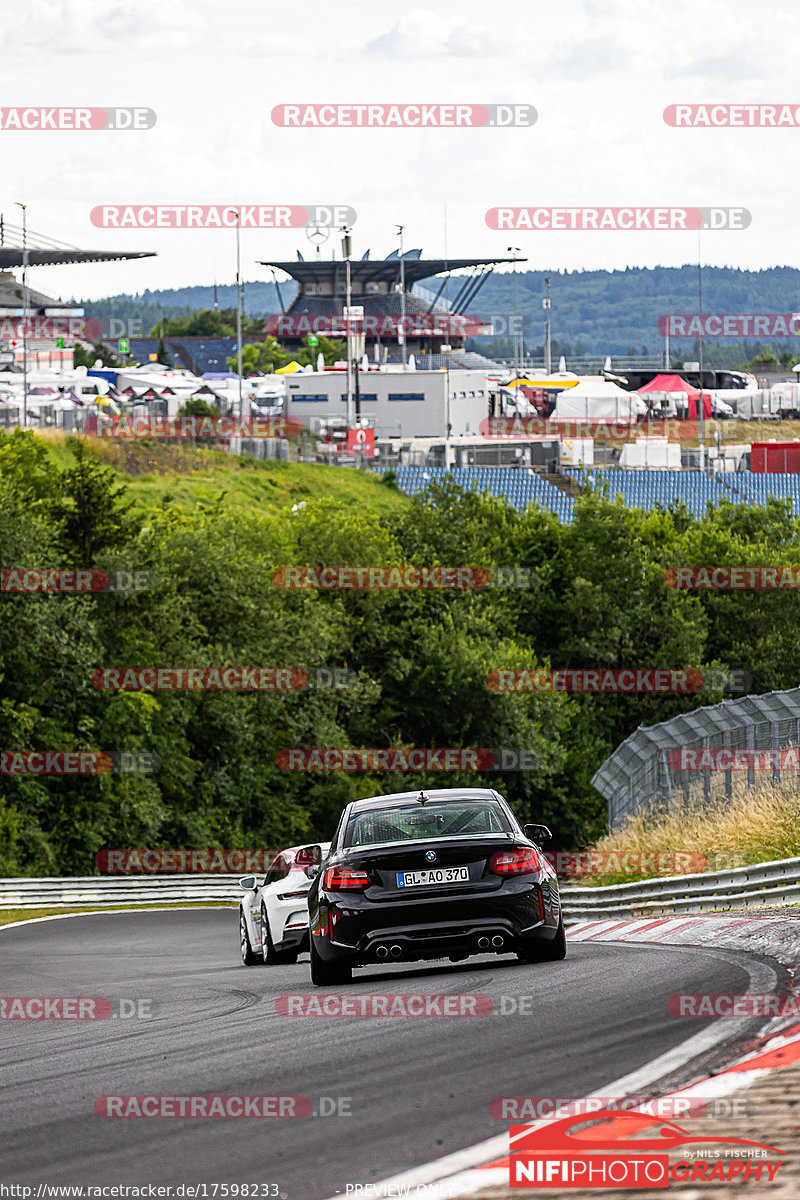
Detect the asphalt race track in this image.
<box><xmin>0</xmin><ymin>910</ymin><xmax>782</xmax><ymax>1198</ymax></box>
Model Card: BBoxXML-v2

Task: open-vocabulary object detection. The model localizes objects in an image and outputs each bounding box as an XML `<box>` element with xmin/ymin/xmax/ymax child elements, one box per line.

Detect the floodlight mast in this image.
<box><xmin>14</xmin><ymin>202</ymin><xmax>28</xmax><ymax>426</ymax></box>
<box><xmin>396</xmin><ymin>224</ymin><xmax>407</xmax><ymax>368</ymax></box>
<box><xmin>341</xmin><ymin>228</ymin><xmax>353</xmax><ymax>430</ymax></box>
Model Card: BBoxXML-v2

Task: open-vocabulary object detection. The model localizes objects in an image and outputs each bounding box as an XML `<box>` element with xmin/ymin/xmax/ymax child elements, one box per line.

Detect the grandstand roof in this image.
<box><xmin>258</xmin><ymin>255</ymin><xmax>524</xmax><ymax>288</ymax></box>
<box><xmin>0</xmin><ymin>218</ymin><xmax>155</xmax><ymax>268</ymax></box>
<box><xmin>0</xmin><ymin>249</ymin><xmax>155</xmax><ymax>268</ymax></box>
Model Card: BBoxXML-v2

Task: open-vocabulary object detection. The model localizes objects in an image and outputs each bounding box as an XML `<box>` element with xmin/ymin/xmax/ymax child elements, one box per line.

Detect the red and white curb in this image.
<box><xmin>567</xmin><ymin>915</ymin><xmax>800</xmax><ymax>967</ymax></box>
<box><xmin>330</xmin><ymin>916</ymin><xmax>800</xmax><ymax>1198</ymax></box>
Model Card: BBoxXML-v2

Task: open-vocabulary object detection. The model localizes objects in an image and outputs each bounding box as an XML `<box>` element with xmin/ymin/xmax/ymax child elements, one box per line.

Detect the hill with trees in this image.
<box><xmin>74</xmin><ymin>265</ymin><xmax>800</xmax><ymax>366</ymax></box>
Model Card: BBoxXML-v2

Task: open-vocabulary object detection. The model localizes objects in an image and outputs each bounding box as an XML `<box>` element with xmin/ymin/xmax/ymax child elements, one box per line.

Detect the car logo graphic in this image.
<box><xmin>425</xmin><ymin>851</ymin><xmax>437</xmax><ymax>862</ymax></box>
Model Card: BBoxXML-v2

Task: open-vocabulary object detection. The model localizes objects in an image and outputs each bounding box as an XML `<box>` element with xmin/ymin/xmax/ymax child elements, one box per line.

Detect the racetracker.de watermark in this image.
<box><xmin>266</xmin><ymin>313</ymin><xmax>487</xmax><ymax>337</ymax></box>
<box><xmin>271</xmin><ymin>566</ymin><xmax>537</xmax><ymax>589</ymax></box>
<box><xmin>542</xmin><ymin>851</ymin><xmax>708</xmax><ymax>876</ymax></box>
<box><xmin>666</xmin><ymin>566</ymin><xmax>800</xmax><ymax>590</ymax></box>
<box><xmin>669</xmin><ymin>993</ymin><xmax>800</xmax><ymax>1017</ymax></box>
<box><xmin>276</xmin><ymin>747</ymin><xmax>539</xmax><ymax>771</ymax></box>
<box><xmin>90</xmin><ymin>667</ymin><xmax>355</xmax><ymax>691</ymax></box>
<box><xmin>1</xmin><ymin>569</ymin><xmax>158</xmax><ymax>594</ymax></box>
<box><xmin>276</xmin><ymin>994</ymin><xmax>493</xmax><ymax>1017</ymax></box>
<box><xmin>1</xmin><ymin>997</ymin><xmax>152</xmax><ymax>1019</ymax></box>
<box><xmin>95</xmin><ymin>849</ymin><xmax>302</xmax><ymax>873</ymax></box>
<box><xmin>89</xmin><ymin>205</ymin><xmax>356</xmax><ymax>229</ymax></box>
<box><xmin>0</xmin><ymin>107</ymin><xmax>156</xmax><ymax>130</ymax></box>
<box><xmin>664</xmin><ymin>104</ymin><xmax>800</xmax><ymax>127</ymax></box>
<box><xmin>96</xmin><ymin>1096</ymin><xmax>307</xmax><ymax>1118</ymax></box>
<box><xmin>491</xmin><ymin>1096</ymin><xmax>753</xmax><ymax>1119</ymax></box>
<box><xmin>271</xmin><ymin>103</ymin><xmax>536</xmax><ymax>127</ymax></box>
<box><xmin>1</xmin><ymin>751</ymin><xmax>159</xmax><ymax>775</ymax></box>
<box><xmin>668</xmin><ymin>747</ymin><xmax>800</xmax><ymax>771</ymax></box>
<box><xmin>486</xmin><ymin>206</ymin><xmax>751</xmax><ymax>231</ymax></box>
<box><xmin>658</xmin><ymin>313</ymin><xmax>800</xmax><ymax>337</ymax></box>
<box><xmin>485</xmin><ymin>668</ymin><xmax>751</xmax><ymax>693</ymax></box>
<box><xmin>480</xmin><ymin>417</ymin><xmax>700</xmax><ymax>441</ymax></box>
<box><xmin>83</xmin><ymin>415</ymin><xmax>303</xmax><ymax>440</ymax></box>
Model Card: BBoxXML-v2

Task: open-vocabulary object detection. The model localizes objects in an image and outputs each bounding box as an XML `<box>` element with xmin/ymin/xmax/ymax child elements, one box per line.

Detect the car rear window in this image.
<box><xmin>262</xmin><ymin>853</ymin><xmax>292</xmax><ymax>884</ymax></box>
<box><xmin>344</xmin><ymin>801</ymin><xmax>511</xmax><ymax>847</ymax></box>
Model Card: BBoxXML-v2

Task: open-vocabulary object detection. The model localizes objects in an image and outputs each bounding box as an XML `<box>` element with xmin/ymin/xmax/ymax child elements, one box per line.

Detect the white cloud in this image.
<box><xmin>3</xmin><ymin>0</ymin><xmax>800</xmax><ymax>297</ymax></box>
<box><xmin>365</xmin><ymin>10</ymin><xmax>505</xmax><ymax>59</ymax></box>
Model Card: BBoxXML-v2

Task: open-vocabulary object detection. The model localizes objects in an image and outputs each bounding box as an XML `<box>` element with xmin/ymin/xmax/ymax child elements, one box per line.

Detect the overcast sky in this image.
<box><xmin>4</xmin><ymin>0</ymin><xmax>800</xmax><ymax>305</ymax></box>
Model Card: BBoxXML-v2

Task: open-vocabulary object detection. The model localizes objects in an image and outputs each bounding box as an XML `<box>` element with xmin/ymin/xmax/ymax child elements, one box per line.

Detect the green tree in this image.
<box><xmin>177</xmin><ymin>397</ymin><xmax>220</xmax><ymax>417</ymax></box>
<box><xmin>49</xmin><ymin>439</ymin><xmax>137</xmax><ymax>566</ymax></box>
<box><xmin>150</xmin><ymin>308</ymin><xmax>265</xmax><ymax>339</ymax></box>
<box><xmin>73</xmin><ymin>341</ymin><xmax>121</xmax><ymax>369</ymax></box>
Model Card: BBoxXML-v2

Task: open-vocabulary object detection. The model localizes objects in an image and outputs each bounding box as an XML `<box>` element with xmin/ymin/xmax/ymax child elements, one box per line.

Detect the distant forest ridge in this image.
<box><xmin>73</xmin><ymin>264</ymin><xmax>800</xmax><ymax>358</ymax></box>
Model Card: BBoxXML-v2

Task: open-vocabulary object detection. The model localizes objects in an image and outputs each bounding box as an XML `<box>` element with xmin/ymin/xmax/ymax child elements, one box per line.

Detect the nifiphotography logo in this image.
<box><xmin>508</xmin><ymin>1108</ymin><xmax>785</xmax><ymax>1188</ymax></box>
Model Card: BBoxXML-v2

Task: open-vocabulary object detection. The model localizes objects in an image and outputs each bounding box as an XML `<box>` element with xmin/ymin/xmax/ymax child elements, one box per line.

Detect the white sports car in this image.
<box><xmin>238</xmin><ymin>843</ymin><xmax>330</xmax><ymax>966</ymax></box>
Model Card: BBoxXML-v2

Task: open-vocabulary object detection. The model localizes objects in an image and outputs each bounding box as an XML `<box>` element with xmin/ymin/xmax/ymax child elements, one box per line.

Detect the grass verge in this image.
<box><xmin>576</xmin><ymin>780</ymin><xmax>800</xmax><ymax>886</ymax></box>
<box><xmin>0</xmin><ymin>903</ymin><xmax>236</xmax><ymax>927</ymax></box>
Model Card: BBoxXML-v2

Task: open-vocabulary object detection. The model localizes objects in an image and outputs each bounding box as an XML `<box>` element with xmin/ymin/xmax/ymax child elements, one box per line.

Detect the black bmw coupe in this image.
<box><xmin>307</xmin><ymin>787</ymin><xmax>565</xmax><ymax>986</ymax></box>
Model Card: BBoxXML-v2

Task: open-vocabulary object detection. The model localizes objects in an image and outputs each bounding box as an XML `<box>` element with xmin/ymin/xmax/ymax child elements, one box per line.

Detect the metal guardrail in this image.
<box><xmin>0</xmin><ymin>875</ymin><xmax>242</xmax><ymax>909</ymax></box>
<box><xmin>561</xmin><ymin>855</ymin><xmax>800</xmax><ymax>921</ymax></box>
<box><xmin>2</xmin><ymin>857</ymin><xmax>800</xmax><ymax>919</ymax></box>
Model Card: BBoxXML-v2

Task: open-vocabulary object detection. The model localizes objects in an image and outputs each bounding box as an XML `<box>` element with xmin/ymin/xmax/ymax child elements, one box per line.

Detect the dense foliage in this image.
<box><xmin>2</xmin><ymin>432</ymin><xmax>800</xmax><ymax>874</ymax></box>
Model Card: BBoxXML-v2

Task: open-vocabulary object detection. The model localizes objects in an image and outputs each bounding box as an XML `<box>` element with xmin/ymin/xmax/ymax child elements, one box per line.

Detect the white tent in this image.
<box><xmin>551</xmin><ymin>379</ymin><xmax>647</xmax><ymax>421</ymax></box>
<box><xmin>115</xmin><ymin>367</ymin><xmax>200</xmax><ymax>397</ymax></box>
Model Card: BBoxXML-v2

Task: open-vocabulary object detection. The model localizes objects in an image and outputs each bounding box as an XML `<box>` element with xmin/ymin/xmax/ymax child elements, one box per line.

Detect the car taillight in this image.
<box><xmin>489</xmin><ymin>847</ymin><xmax>540</xmax><ymax>876</ymax></box>
<box><xmin>277</xmin><ymin>889</ymin><xmax>309</xmax><ymax>900</ymax></box>
<box><xmin>323</xmin><ymin>866</ymin><xmax>371</xmax><ymax>890</ymax></box>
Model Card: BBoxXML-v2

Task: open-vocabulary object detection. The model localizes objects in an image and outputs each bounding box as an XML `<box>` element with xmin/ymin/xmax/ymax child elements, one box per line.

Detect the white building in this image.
<box><xmin>285</xmin><ymin>368</ymin><xmax>490</xmax><ymax>439</ymax></box>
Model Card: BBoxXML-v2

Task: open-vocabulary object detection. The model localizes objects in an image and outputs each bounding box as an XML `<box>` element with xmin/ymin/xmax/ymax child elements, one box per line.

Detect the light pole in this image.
<box><xmin>341</xmin><ymin>227</ymin><xmax>353</xmax><ymax>430</ymax></box>
<box><xmin>396</xmin><ymin>224</ymin><xmax>407</xmax><ymax>367</ymax></box>
<box><xmin>544</xmin><ymin>276</ymin><xmax>552</xmax><ymax>375</ymax></box>
<box><xmin>697</xmin><ymin>233</ymin><xmax>705</xmax><ymax>470</ymax></box>
<box><xmin>441</xmin><ymin>342</ymin><xmax>453</xmax><ymax>466</ymax></box>
<box><xmin>227</xmin><ymin>209</ymin><xmax>244</xmax><ymax>420</ymax></box>
<box><xmin>507</xmin><ymin>247</ymin><xmax>520</xmax><ymax>409</ymax></box>
<box><xmin>14</xmin><ymin>202</ymin><xmax>28</xmax><ymax>427</ymax></box>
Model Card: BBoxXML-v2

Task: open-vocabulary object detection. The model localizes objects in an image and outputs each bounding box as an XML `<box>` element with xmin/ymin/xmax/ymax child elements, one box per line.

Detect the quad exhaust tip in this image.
<box><xmin>491</xmin><ymin>935</ymin><xmax>505</xmax><ymax>947</ymax></box>
<box><xmin>390</xmin><ymin>944</ymin><xmax>403</xmax><ymax>959</ymax></box>
<box><xmin>477</xmin><ymin>936</ymin><xmax>490</xmax><ymax>949</ymax></box>
<box><xmin>376</xmin><ymin>945</ymin><xmax>389</xmax><ymax>959</ymax></box>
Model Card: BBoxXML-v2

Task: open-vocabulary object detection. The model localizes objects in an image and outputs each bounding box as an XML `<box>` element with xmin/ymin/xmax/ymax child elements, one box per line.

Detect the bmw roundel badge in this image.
<box><xmin>425</xmin><ymin>850</ymin><xmax>437</xmax><ymax>862</ymax></box>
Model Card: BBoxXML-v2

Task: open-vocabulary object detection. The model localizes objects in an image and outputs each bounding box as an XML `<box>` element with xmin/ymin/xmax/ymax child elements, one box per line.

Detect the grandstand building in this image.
<box><xmin>0</xmin><ymin>219</ymin><xmax>154</xmax><ymax>370</ymax></box>
<box><xmin>259</xmin><ymin>248</ymin><xmax>522</xmax><ymax>367</ymax></box>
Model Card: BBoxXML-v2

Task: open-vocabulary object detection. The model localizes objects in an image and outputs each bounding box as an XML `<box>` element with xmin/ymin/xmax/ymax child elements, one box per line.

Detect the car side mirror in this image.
<box><xmin>523</xmin><ymin>823</ymin><xmax>552</xmax><ymax>843</ymax></box>
<box><xmin>238</xmin><ymin>875</ymin><xmax>258</xmax><ymax>891</ymax></box>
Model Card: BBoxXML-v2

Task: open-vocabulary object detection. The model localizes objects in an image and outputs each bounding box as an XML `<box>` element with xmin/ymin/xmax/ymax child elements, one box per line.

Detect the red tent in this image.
<box><xmin>637</xmin><ymin>373</ymin><xmax>712</xmax><ymax>419</ymax></box>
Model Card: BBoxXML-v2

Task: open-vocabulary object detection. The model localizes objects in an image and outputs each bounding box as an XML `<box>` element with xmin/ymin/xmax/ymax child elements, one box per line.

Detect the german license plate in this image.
<box><xmin>397</xmin><ymin>866</ymin><xmax>469</xmax><ymax>887</ymax></box>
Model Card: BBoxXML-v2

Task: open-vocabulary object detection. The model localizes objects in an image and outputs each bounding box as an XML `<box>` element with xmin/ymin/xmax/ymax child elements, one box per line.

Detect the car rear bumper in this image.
<box><xmin>312</xmin><ymin>883</ymin><xmax>560</xmax><ymax>964</ymax></box>
<box><xmin>277</xmin><ymin>926</ymin><xmax>309</xmax><ymax>953</ymax></box>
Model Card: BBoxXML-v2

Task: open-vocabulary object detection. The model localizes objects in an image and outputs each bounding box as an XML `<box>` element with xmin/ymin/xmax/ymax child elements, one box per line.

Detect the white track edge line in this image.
<box><xmin>321</xmin><ymin>938</ymin><xmax>778</xmax><ymax>1198</ymax></box>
